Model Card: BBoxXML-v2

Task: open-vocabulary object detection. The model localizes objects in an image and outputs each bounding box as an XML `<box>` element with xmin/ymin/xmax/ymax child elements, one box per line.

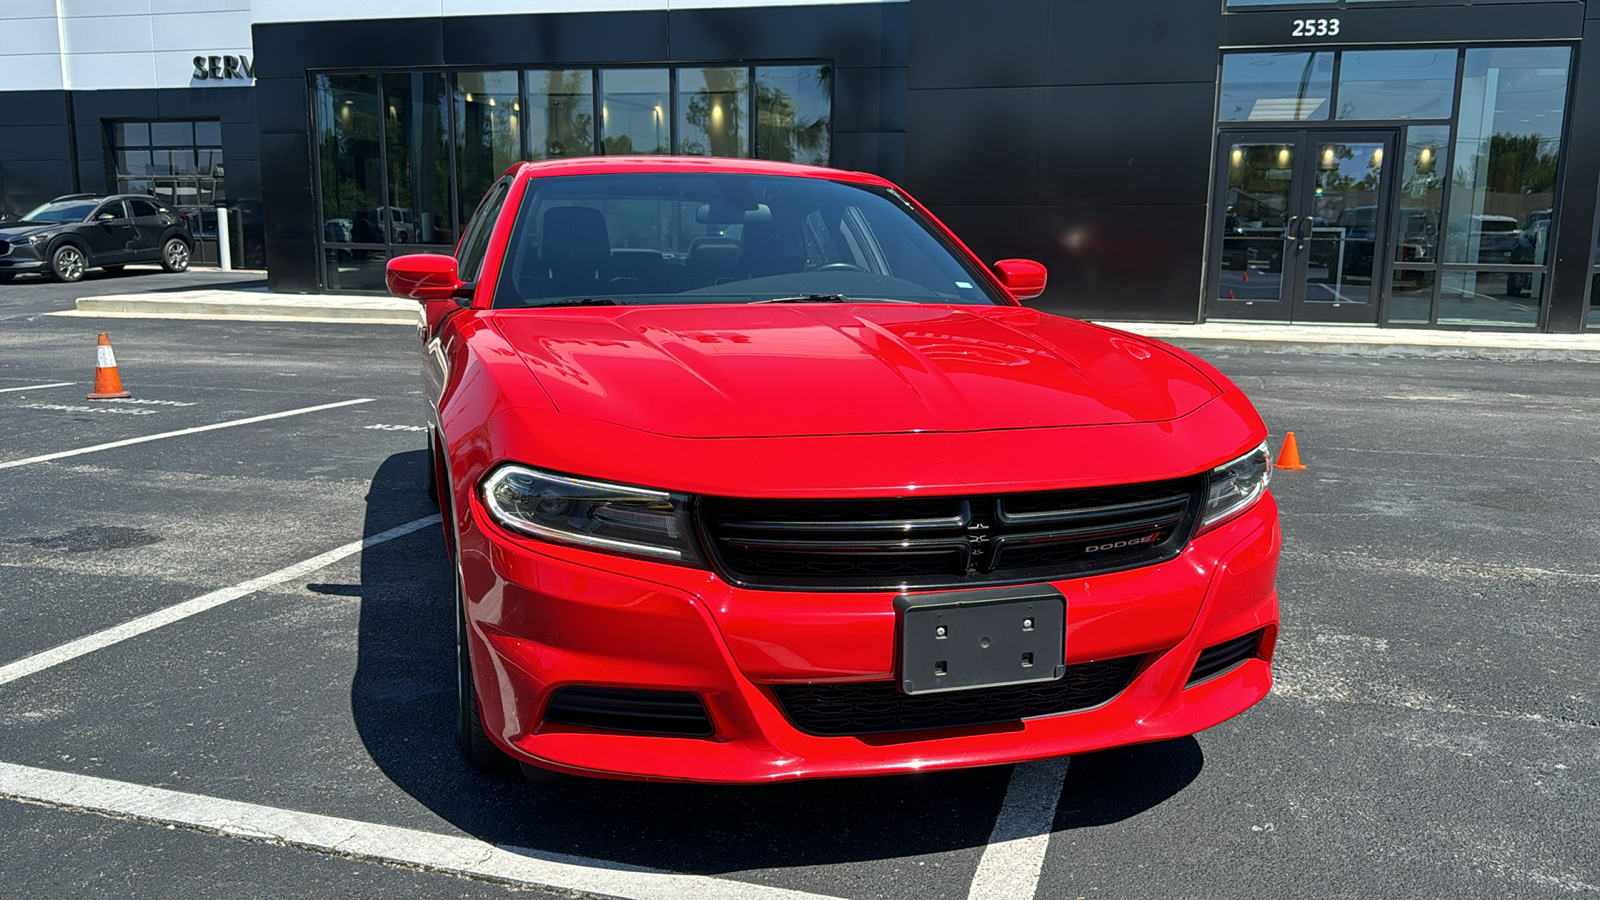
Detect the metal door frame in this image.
<box><xmin>1205</xmin><ymin>127</ymin><xmax>1400</xmax><ymax>324</ymax></box>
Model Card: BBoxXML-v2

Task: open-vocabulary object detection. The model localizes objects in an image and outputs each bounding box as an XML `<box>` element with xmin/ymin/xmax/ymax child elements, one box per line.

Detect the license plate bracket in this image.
<box><xmin>895</xmin><ymin>585</ymin><xmax>1066</xmax><ymax>695</ymax></box>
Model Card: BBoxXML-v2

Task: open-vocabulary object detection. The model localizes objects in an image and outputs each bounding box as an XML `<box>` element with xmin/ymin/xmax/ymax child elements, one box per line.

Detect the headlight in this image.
<box><xmin>480</xmin><ymin>465</ymin><xmax>704</xmax><ymax>566</ymax></box>
<box><xmin>26</xmin><ymin>234</ymin><xmax>49</xmax><ymax>245</ymax></box>
<box><xmin>1199</xmin><ymin>442</ymin><xmax>1271</xmax><ymax>530</ymax></box>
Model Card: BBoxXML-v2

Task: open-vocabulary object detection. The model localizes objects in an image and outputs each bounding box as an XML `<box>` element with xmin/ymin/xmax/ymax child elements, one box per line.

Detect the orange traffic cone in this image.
<box><xmin>1274</xmin><ymin>432</ymin><xmax>1306</xmax><ymax>470</ymax></box>
<box><xmin>1242</xmin><ymin>271</ymin><xmax>1250</xmax><ymax>282</ymax></box>
<box><xmin>86</xmin><ymin>332</ymin><xmax>131</xmax><ymax>399</ymax></box>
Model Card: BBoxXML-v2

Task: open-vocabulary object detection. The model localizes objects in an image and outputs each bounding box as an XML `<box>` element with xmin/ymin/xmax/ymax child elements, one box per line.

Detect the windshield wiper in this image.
<box><xmin>758</xmin><ymin>294</ymin><xmax>852</xmax><ymax>304</ymax></box>
<box><xmin>758</xmin><ymin>294</ymin><xmax>919</xmax><ymax>305</ymax></box>
<box><xmin>530</xmin><ymin>298</ymin><xmax>621</xmax><ymax>308</ymax></box>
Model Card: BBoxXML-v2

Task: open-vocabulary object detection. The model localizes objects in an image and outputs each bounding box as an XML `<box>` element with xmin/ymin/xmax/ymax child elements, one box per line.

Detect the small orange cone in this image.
<box><xmin>86</xmin><ymin>332</ymin><xmax>132</xmax><ymax>399</ymax></box>
<box><xmin>1274</xmin><ymin>431</ymin><xmax>1306</xmax><ymax>470</ymax></box>
<box><xmin>1242</xmin><ymin>271</ymin><xmax>1250</xmax><ymax>282</ymax></box>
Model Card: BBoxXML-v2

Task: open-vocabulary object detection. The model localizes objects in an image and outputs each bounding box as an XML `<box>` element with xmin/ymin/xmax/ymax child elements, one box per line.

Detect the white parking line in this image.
<box><xmin>0</xmin><ymin>761</ymin><xmax>844</xmax><ymax>900</ymax></box>
<box><xmin>0</xmin><ymin>381</ymin><xmax>74</xmax><ymax>394</ymax></box>
<box><xmin>0</xmin><ymin>397</ymin><xmax>374</xmax><ymax>470</ymax></box>
<box><xmin>16</xmin><ymin>402</ymin><xmax>158</xmax><ymax>416</ymax></box>
<box><xmin>0</xmin><ymin>515</ymin><xmax>439</xmax><ymax>687</ymax></box>
<box><xmin>965</xmin><ymin>758</ymin><xmax>1070</xmax><ymax>900</ymax></box>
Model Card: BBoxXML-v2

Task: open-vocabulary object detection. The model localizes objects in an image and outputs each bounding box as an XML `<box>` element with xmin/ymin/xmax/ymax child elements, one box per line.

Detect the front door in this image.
<box><xmin>1207</xmin><ymin>130</ymin><xmax>1397</xmax><ymax>324</ymax></box>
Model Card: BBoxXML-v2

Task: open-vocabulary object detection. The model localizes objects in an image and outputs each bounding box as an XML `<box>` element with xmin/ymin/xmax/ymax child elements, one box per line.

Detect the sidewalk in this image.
<box><xmin>53</xmin><ymin>287</ymin><xmax>1600</xmax><ymax>360</ymax></box>
<box><xmin>1097</xmin><ymin>320</ymin><xmax>1600</xmax><ymax>362</ymax></box>
<box><xmin>55</xmin><ymin>288</ymin><xmax>417</xmax><ymax>326</ymax></box>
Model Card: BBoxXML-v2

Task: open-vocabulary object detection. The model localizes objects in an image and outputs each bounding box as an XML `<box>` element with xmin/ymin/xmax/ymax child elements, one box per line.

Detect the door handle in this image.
<box><xmin>1283</xmin><ymin>215</ymin><xmax>1300</xmax><ymax>241</ymax></box>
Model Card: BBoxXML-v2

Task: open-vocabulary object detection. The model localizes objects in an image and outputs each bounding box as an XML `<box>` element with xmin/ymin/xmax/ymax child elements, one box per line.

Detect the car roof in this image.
<box><xmin>505</xmin><ymin>155</ymin><xmax>893</xmax><ymax>187</ymax></box>
<box><xmin>49</xmin><ymin>193</ymin><xmax>168</xmax><ymax>204</ymax></box>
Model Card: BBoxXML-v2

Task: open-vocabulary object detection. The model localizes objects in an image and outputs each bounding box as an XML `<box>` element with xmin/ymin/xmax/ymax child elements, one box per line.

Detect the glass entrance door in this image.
<box><xmin>1208</xmin><ymin>130</ymin><xmax>1397</xmax><ymax>323</ymax></box>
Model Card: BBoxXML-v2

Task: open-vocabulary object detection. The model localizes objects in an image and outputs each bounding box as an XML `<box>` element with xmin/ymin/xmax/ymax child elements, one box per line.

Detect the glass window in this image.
<box><xmin>315</xmin><ymin>74</ymin><xmax>384</xmax><ymax>244</ymax></box>
<box><xmin>1336</xmin><ymin>49</ymin><xmax>1456</xmax><ymax>120</ymax></box>
<box><xmin>526</xmin><ymin>69</ymin><xmax>594</xmax><ymax>160</ymax></box>
<box><xmin>1589</xmin><ymin>272</ymin><xmax>1599</xmax><ymax>330</ymax></box>
<box><xmin>384</xmin><ymin>72</ymin><xmax>453</xmax><ymax>248</ymax></box>
<box><xmin>1444</xmin><ymin>47</ymin><xmax>1571</xmax><ymax>265</ymax></box>
<box><xmin>454</xmin><ymin>71</ymin><xmax>521</xmax><ymax>229</ymax></box>
<box><xmin>117</xmin><ymin>150</ymin><xmax>153</xmax><ymax>177</ymax></box>
<box><xmin>196</xmin><ymin>121</ymin><xmax>222</xmax><ymax>146</ymax></box>
<box><xmin>676</xmin><ymin>67</ymin><xmax>749</xmax><ymax>158</ymax></box>
<box><xmin>458</xmin><ymin>178</ymin><xmax>512</xmax><ymax>282</ymax></box>
<box><xmin>324</xmin><ymin>247</ymin><xmax>390</xmax><ymax>293</ymax></box>
<box><xmin>599</xmin><ymin>68</ymin><xmax>669</xmax><ymax>155</ymax></box>
<box><xmin>1393</xmin><ymin>125</ymin><xmax>1447</xmax><ymax>264</ymax></box>
<box><xmin>492</xmin><ymin>172</ymin><xmax>1007</xmax><ymax>309</ymax></box>
<box><xmin>1219</xmin><ymin>53</ymin><xmax>1334</xmax><ymax>121</ymax></box>
<box><xmin>117</xmin><ymin>122</ymin><xmax>150</xmax><ymax>147</ymax></box>
<box><xmin>1437</xmin><ymin>270</ymin><xmax>1540</xmax><ymax>328</ymax></box>
<box><xmin>152</xmin><ymin>121</ymin><xmax>194</xmax><ymax>146</ymax></box>
<box><xmin>755</xmin><ymin>66</ymin><xmax>831</xmax><ymax>165</ymax></box>
<box><xmin>129</xmin><ymin>199</ymin><xmax>160</xmax><ymax>217</ymax></box>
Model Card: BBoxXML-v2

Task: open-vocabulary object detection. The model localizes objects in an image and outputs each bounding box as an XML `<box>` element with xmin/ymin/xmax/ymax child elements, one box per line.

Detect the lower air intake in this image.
<box><xmin>1187</xmin><ymin>630</ymin><xmax>1264</xmax><ymax>686</ymax></box>
<box><xmin>772</xmin><ymin>655</ymin><xmax>1143</xmax><ymax>737</ymax></box>
<box><xmin>543</xmin><ymin>686</ymin><xmax>714</xmax><ymax>737</ymax></box>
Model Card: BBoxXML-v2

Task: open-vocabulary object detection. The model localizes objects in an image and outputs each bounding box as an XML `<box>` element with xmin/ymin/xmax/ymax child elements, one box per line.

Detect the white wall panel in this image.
<box><xmin>59</xmin><ymin>0</ymin><xmax>153</xmax><ymax>18</ymax></box>
<box><xmin>0</xmin><ymin>54</ymin><xmax>64</xmax><ymax>91</ymax></box>
<box><xmin>62</xmin><ymin>15</ymin><xmax>155</xmax><ymax>55</ymax></box>
<box><xmin>0</xmin><ymin>16</ymin><xmax>62</xmax><ymax>57</ymax></box>
<box><xmin>151</xmin><ymin>10</ymin><xmax>251</xmax><ymax>51</ymax></box>
<box><xmin>152</xmin><ymin>0</ymin><xmax>249</xmax><ymax>12</ymax></box>
<box><xmin>63</xmin><ymin>50</ymin><xmax>156</xmax><ymax>90</ymax></box>
<box><xmin>5</xmin><ymin>0</ymin><xmax>60</xmax><ymax>19</ymax></box>
<box><xmin>250</xmin><ymin>0</ymin><xmax>442</xmax><ymax>24</ymax></box>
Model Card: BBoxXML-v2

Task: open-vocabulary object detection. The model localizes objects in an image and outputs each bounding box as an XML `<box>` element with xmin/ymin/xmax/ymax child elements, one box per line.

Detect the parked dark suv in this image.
<box><xmin>0</xmin><ymin>194</ymin><xmax>193</xmax><ymax>283</ymax></box>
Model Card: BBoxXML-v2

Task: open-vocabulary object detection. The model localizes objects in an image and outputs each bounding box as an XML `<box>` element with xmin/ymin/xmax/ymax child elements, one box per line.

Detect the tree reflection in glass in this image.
<box><xmin>677</xmin><ymin>67</ymin><xmax>748</xmax><ymax>157</ymax></box>
<box><xmin>755</xmin><ymin>66</ymin><xmax>831</xmax><ymax>165</ymax></box>
<box><xmin>527</xmin><ymin>70</ymin><xmax>593</xmax><ymax>160</ymax></box>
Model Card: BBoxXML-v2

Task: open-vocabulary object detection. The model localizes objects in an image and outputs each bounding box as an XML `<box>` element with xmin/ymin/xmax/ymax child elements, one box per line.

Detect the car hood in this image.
<box><xmin>492</xmin><ymin>305</ymin><xmax>1222</xmax><ymax>439</ymax></box>
<box><xmin>0</xmin><ymin>223</ymin><xmax>54</xmax><ymax>240</ymax></box>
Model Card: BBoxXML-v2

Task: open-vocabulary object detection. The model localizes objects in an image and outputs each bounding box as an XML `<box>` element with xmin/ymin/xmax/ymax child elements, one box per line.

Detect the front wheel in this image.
<box><xmin>161</xmin><ymin>238</ymin><xmax>191</xmax><ymax>273</ymax></box>
<box><xmin>456</xmin><ymin>566</ymin><xmax>514</xmax><ymax>773</ymax></box>
<box><xmin>50</xmin><ymin>244</ymin><xmax>87</xmax><ymax>283</ymax></box>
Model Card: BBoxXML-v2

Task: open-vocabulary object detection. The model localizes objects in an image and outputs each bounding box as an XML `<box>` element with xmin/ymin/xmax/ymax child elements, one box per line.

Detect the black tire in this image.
<box><xmin>160</xmin><ymin>237</ymin><xmax>191</xmax><ymax>273</ymax></box>
<box><xmin>103</xmin><ymin>265</ymin><xmax>126</xmax><ymax>274</ymax></box>
<box><xmin>424</xmin><ymin>428</ymin><xmax>440</xmax><ymax>505</ymax></box>
<box><xmin>456</xmin><ymin>566</ymin><xmax>514</xmax><ymax>773</ymax></box>
<box><xmin>50</xmin><ymin>244</ymin><xmax>87</xmax><ymax>283</ymax></box>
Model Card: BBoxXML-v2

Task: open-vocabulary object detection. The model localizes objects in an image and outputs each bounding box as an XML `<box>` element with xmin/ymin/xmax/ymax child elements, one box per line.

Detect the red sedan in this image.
<box><xmin>388</xmin><ymin>157</ymin><xmax>1280</xmax><ymax>783</ymax></box>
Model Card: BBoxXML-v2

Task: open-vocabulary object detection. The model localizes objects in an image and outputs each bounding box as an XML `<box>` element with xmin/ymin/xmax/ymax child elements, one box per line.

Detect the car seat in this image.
<box><xmin>540</xmin><ymin>206</ymin><xmax>611</xmax><ymax>298</ymax></box>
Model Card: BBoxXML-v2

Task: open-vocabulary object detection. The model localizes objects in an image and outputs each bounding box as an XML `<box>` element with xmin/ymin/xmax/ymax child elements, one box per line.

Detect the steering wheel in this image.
<box><xmin>811</xmin><ymin>262</ymin><xmax>867</xmax><ymax>272</ymax></box>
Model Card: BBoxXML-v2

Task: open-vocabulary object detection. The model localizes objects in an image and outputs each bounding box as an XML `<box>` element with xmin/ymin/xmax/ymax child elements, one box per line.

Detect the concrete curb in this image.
<box><xmin>64</xmin><ymin>290</ymin><xmax>416</xmax><ymax>326</ymax></box>
<box><xmin>1095</xmin><ymin>321</ymin><xmax>1600</xmax><ymax>363</ymax></box>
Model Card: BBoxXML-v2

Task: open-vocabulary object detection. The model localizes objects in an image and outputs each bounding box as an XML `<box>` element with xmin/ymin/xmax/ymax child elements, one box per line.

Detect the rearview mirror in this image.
<box><xmin>97</xmin><ymin>213</ymin><xmax>117</xmax><ymax>223</ymax></box>
<box><xmin>992</xmin><ymin>259</ymin><xmax>1048</xmax><ymax>300</ymax></box>
<box><xmin>387</xmin><ymin>253</ymin><xmax>468</xmax><ymax>303</ymax></box>
<box><xmin>695</xmin><ymin>202</ymin><xmax>772</xmax><ymax>225</ymax></box>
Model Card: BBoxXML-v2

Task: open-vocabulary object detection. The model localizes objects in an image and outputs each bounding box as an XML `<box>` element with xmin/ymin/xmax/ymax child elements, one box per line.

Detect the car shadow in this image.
<box><xmin>350</xmin><ymin>450</ymin><xmax>1203</xmax><ymax>874</ymax></box>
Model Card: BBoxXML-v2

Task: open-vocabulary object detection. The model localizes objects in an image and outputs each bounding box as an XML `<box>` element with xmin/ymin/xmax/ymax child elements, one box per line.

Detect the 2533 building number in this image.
<box><xmin>1291</xmin><ymin>18</ymin><xmax>1340</xmax><ymax>37</ymax></box>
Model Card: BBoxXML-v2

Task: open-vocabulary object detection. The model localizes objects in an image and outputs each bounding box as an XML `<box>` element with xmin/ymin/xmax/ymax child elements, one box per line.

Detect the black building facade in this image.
<box><xmin>3</xmin><ymin>1</ymin><xmax>1598</xmax><ymax>331</ymax></box>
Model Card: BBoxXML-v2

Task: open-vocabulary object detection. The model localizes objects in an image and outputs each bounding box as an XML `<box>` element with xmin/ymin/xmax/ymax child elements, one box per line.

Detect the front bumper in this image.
<box><xmin>457</xmin><ymin>491</ymin><xmax>1281</xmax><ymax>783</ymax></box>
<box><xmin>0</xmin><ymin>242</ymin><xmax>47</xmax><ymax>273</ymax></box>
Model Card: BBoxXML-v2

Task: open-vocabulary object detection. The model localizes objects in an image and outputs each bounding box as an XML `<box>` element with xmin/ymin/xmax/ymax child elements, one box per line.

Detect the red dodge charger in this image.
<box><xmin>387</xmin><ymin>156</ymin><xmax>1280</xmax><ymax>783</ymax></box>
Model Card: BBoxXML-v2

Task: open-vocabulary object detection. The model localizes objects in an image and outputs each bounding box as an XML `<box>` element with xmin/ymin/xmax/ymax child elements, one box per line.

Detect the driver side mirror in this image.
<box><xmin>387</xmin><ymin>253</ymin><xmax>472</xmax><ymax>304</ymax></box>
<box><xmin>97</xmin><ymin>213</ymin><xmax>117</xmax><ymax>223</ymax></box>
<box><xmin>992</xmin><ymin>259</ymin><xmax>1048</xmax><ymax>300</ymax></box>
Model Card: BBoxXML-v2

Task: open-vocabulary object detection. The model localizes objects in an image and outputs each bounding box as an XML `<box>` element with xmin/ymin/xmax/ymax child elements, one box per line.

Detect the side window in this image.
<box><xmin>128</xmin><ymin>199</ymin><xmax>160</xmax><ymax>218</ymax></box>
<box><xmin>95</xmin><ymin>200</ymin><xmax>130</xmax><ymax>221</ymax></box>
<box><xmin>457</xmin><ymin>179</ymin><xmax>513</xmax><ymax>282</ymax></box>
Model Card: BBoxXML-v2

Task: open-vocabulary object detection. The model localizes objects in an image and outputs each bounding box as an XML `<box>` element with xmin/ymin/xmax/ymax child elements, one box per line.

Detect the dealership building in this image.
<box><xmin>3</xmin><ymin>0</ymin><xmax>1600</xmax><ymax>331</ymax></box>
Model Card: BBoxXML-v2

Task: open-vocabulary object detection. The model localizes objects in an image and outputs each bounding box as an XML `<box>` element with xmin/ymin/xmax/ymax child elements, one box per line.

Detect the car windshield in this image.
<box><xmin>21</xmin><ymin>200</ymin><xmax>97</xmax><ymax>223</ymax></box>
<box><xmin>492</xmin><ymin>173</ymin><xmax>1006</xmax><ymax>309</ymax></box>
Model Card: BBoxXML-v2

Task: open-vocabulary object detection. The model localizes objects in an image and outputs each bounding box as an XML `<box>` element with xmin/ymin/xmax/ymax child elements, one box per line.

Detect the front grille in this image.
<box><xmin>1187</xmin><ymin>630</ymin><xmax>1264</xmax><ymax>685</ymax></box>
<box><xmin>542</xmin><ymin>686</ymin><xmax>714</xmax><ymax>737</ymax></box>
<box><xmin>0</xmin><ymin>240</ymin><xmax>11</xmax><ymax>257</ymax></box>
<box><xmin>772</xmin><ymin>655</ymin><xmax>1143</xmax><ymax>736</ymax></box>
<box><xmin>698</xmin><ymin>477</ymin><xmax>1204</xmax><ymax>591</ymax></box>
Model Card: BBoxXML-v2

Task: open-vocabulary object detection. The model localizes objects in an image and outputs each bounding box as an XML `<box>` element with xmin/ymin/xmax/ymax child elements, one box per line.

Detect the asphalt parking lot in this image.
<box><xmin>0</xmin><ymin>274</ymin><xmax>1596</xmax><ymax>899</ymax></box>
